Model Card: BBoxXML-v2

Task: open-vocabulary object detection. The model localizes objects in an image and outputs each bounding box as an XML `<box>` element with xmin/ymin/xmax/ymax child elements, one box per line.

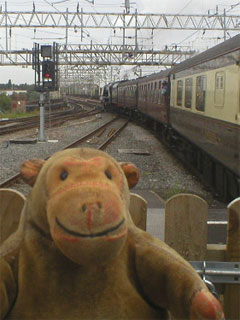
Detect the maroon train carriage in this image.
<box><xmin>137</xmin><ymin>70</ymin><xmax>170</xmax><ymax>126</ymax></box>
<box><xmin>117</xmin><ymin>79</ymin><xmax>138</xmax><ymax>115</ymax></box>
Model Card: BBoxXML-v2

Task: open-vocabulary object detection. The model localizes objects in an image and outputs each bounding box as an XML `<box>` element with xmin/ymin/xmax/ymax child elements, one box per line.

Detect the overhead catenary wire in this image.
<box><xmin>1</xmin><ymin>0</ymin><xmax>240</xmax><ymax>84</ymax></box>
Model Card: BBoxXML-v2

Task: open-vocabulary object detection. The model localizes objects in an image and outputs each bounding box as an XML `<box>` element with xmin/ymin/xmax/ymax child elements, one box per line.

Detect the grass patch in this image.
<box><xmin>0</xmin><ymin>110</ymin><xmax>39</xmax><ymax>119</ymax></box>
<box><xmin>163</xmin><ymin>183</ymin><xmax>187</xmax><ymax>200</ymax></box>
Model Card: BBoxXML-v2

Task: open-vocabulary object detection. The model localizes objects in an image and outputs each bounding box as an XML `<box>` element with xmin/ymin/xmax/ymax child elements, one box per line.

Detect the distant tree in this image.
<box><xmin>27</xmin><ymin>88</ymin><xmax>40</xmax><ymax>102</ymax></box>
<box><xmin>0</xmin><ymin>81</ymin><xmax>40</xmax><ymax>102</ymax></box>
<box><xmin>11</xmin><ymin>92</ymin><xmax>18</xmax><ymax>100</ymax></box>
<box><xmin>0</xmin><ymin>83</ymin><xmax>8</xmax><ymax>90</ymax></box>
<box><xmin>19</xmin><ymin>92</ymin><xmax>27</xmax><ymax>100</ymax></box>
<box><xmin>7</xmin><ymin>79</ymin><xmax>12</xmax><ymax>89</ymax></box>
<box><xmin>0</xmin><ymin>94</ymin><xmax>11</xmax><ymax>113</ymax></box>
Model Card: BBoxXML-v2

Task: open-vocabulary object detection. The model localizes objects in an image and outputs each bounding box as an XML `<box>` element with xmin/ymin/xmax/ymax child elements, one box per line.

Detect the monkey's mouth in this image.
<box><xmin>56</xmin><ymin>217</ymin><xmax>125</xmax><ymax>238</ymax></box>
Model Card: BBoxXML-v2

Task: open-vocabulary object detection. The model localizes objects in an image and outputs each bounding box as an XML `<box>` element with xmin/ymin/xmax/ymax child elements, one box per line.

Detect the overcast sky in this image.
<box><xmin>0</xmin><ymin>0</ymin><xmax>239</xmax><ymax>84</ymax></box>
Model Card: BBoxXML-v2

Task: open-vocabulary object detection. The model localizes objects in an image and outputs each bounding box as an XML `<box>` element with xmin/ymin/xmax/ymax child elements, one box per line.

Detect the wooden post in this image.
<box><xmin>224</xmin><ymin>197</ymin><xmax>240</xmax><ymax>319</ymax></box>
<box><xmin>0</xmin><ymin>188</ymin><xmax>25</xmax><ymax>245</ymax></box>
<box><xmin>164</xmin><ymin>194</ymin><xmax>208</xmax><ymax>260</ymax></box>
<box><xmin>129</xmin><ymin>193</ymin><xmax>147</xmax><ymax>231</ymax></box>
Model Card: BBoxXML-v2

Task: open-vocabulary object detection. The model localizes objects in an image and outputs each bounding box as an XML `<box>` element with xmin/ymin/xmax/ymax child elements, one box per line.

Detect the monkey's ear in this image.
<box><xmin>20</xmin><ymin>159</ymin><xmax>45</xmax><ymax>186</ymax></box>
<box><xmin>119</xmin><ymin>162</ymin><xmax>140</xmax><ymax>189</ymax></box>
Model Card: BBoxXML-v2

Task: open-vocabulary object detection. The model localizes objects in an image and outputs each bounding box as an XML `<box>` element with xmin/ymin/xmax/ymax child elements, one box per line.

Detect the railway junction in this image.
<box><xmin>0</xmin><ymin>1</ymin><xmax>240</xmax><ymax>319</ymax></box>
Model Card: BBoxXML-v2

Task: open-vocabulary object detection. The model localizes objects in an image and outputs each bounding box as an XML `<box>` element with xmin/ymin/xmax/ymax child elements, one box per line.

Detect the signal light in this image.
<box><xmin>42</xmin><ymin>60</ymin><xmax>55</xmax><ymax>89</ymax></box>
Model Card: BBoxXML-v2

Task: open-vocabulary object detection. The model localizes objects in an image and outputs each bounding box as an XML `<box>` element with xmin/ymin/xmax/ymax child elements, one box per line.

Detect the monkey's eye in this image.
<box><xmin>105</xmin><ymin>170</ymin><xmax>112</xmax><ymax>180</ymax></box>
<box><xmin>60</xmin><ymin>170</ymin><xmax>68</xmax><ymax>181</ymax></box>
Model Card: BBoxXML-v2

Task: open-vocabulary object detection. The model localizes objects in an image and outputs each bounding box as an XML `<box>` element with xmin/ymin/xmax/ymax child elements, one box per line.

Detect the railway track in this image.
<box><xmin>0</xmin><ymin>117</ymin><xmax>129</xmax><ymax>189</ymax></box>
<box><xmin>0</xmin><ymin>101</ymin><xmax>70</xmax><ymax>126</ymax></box>
<box><xmin>1</xmin><ymin>95</ymin><xmax>224</xmax><ymax>208</ymax></box>
<box><xmin>0</xmin><ymin>97</ymin><xmax>101</xmax><ymax>136</ymax></box>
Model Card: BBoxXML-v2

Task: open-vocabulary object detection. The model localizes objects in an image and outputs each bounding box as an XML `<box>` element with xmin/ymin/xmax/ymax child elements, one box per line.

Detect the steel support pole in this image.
<box><xmin>122</xmin><ymin>11</ymin><xmax>126</xmax><ymax>62</ymax></box>
<box><xmin>224</xmin><ymin>9</ymin><xmax>226</xmax><ymax>41</ymax></box>
<box><xmin>39</xmin><ymin>92</ymin><xmax>46</xmax><ymax>142</ymax></box>
<box><xmin>81</xmin><ymin>8</ymin><xmax>83</xmax><ymax>42</ymax></box>
<box><xmin>135</xmin><ymin>9</ymin><xmax>138</xmax><ymax>55</ymax></box>
<box><xmin>5</xmin><ymin>2</ymin><xmax>8</xmax><ymax>53</ymax></box>
<box><xmin>65</xmin><ymin>8</ymin><xmax>68</xmax><ymax>48</ymax></box>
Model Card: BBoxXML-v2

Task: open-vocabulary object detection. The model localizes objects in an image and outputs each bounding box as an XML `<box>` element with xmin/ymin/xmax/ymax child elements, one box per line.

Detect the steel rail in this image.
<box><xmin>0</xmin><ymin>105</ymin><xmax>73</xmax><ymax>126</ymax></box>
<box><xmin>0</xmin><ymin>117</ymin><xmax>124</xmax><ymax>188</ymax></box>
<box><xmin>0</xmin><ymin>105</ymin><xmax>99</xmax><ymax>136</ymax></box>
<box><xmin>98</xmin><ymin>119</ymin><xmax>129</xmax><ymax>150</ymax></box>
<box><xmin>62</xmin><ymin>117</ymin><xmax>118</xmax><ymax>150</ymax></box>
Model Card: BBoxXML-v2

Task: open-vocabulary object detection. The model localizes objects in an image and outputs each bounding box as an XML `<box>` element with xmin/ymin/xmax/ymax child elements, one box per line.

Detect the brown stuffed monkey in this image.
<box><xmin>0</xmin><ymin>148</ymin><xmax>224</xmax><ymax>319</ymax></box>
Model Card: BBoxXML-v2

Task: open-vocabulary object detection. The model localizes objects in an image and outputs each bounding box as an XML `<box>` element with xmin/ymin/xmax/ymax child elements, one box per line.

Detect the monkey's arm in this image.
<box><xmin>134</xmin><ymin>232</ymin><xmax>224</xmax><ymax>319</ymax></box>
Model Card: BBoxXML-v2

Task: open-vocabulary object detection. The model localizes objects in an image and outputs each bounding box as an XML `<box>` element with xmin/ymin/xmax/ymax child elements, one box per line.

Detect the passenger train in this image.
<box><xmin>101</xmin><ymin>34</ymin><xmax>240</xmax><ymax>201</ymax></box>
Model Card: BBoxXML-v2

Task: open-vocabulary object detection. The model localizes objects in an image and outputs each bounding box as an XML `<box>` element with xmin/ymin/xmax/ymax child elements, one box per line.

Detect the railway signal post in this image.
<box><xmin>39</xmin><ymin>92</ymin><xmax>46</xmax><ymax>142</ymax></box>
<box><xmin>32</xmin><ymin>43</ymin><xmax>59</xmax><ymax>142</ymax></box>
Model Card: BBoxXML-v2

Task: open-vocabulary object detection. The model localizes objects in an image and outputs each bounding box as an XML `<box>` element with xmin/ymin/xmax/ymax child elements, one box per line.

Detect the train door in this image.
<box><xmin>214</xmin><ymin>71</ymin><xmax>225</xmax><ymax>107</ymax></box>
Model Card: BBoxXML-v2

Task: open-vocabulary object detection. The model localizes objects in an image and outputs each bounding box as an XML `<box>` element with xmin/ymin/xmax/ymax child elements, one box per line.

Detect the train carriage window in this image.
<box><xmin>196</xmin><ymin>75</ymin><xmax>206</xmax><ymax>112</ymax></box>
<box><xmin>214</xmin><ymin>72</ymin><xmax>225</xmax><ymax>107</ymax></box>
<box><xmin>170</xmin><ymin>80</ymin><xmax>175</xmax><ymax>106</ymax></box>
<box><xmin>158</xmin><ymin>81</ymin><xmax>162</xmax><ymax>104</ymax></box>
<box><xmin>148</xmin><ymin>83</ymin><xmax>150</xmax><ymax>101</ymax></box>
<box><xmin>185</xmin><ymin>78</ymin><xmax>193</xmax><ymax>108</ymax></box>
<box><xmin>177</xmin><ymin>80</ymin><xmax>183</xmax><ymax>107</ymax></box>
<box><xmin>154</xmin><ymin>82</ymin><xmax>158</xmax><ymax>103</ymax></box>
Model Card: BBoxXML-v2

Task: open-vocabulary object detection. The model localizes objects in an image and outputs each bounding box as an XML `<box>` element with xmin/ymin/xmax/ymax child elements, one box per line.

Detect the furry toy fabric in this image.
<box><xmin>0</xmin><ymin>148</ymin><xmax>224</xmax><ymax>319</ymax></box>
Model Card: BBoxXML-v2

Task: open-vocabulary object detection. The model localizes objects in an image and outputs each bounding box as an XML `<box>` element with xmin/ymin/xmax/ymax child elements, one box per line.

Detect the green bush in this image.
<box><xmin>0</xmin><ymin>94</ymin><xmax>11</xmax><ymax>114</ymax></box>
<box><xmin>27</xmin><ymin>88</ymin><xmax>40</xmax><ymax>102</ymax></box>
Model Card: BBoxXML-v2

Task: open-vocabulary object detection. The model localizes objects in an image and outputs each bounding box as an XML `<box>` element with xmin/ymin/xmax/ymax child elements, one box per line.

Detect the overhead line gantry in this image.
<box><xmin>1</xmin><ymin>7</ymin><xmax>239</xmax><ymax>84</ymax></box>
<box><xmin>0</xmin><ymin>10</ymin><xmax>240</xmax><ymax>31</ymax></box>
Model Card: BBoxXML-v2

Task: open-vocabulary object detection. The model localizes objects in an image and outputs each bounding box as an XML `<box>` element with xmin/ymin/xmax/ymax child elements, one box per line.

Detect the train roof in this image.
<box><xmin>117</xmin><ymin>78</ymin><xmax>139</xmax><ymax>87</ymax></box>
<box><xmin>171</xmin><ymin>34</ymin><xmax>240</xmax><ymax>74</ymax></box>
<box><xmin>107</xmin><ymin>80</ymin><xmax>126</xmax><ymax>88</ymax></box>
<box><xmin>137</xmin><ymin>69</ymin><xmax>170</xmax><ymax>83</ymax></box>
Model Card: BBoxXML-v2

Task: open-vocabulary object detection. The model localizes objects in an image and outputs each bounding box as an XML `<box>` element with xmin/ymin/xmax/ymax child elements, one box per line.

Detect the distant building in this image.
<box><xmin>0</xmin><ymin>90</ymin><xmax>27</xmax><ymax>96</ymax></box>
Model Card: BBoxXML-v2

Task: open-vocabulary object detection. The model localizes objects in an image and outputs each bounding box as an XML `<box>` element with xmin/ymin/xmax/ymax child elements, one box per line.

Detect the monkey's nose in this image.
<box><xmin>81</xmin><ymin>203</ymin><xmax>103</xmax><ymax>231</ymax></box>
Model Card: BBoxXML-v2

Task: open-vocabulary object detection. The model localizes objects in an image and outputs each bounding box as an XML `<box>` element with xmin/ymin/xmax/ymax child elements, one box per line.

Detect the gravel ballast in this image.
<box><xmin>0</xmin><ymin>112</ymin><xmax>223</xmax><ymax>207</ymax></box>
